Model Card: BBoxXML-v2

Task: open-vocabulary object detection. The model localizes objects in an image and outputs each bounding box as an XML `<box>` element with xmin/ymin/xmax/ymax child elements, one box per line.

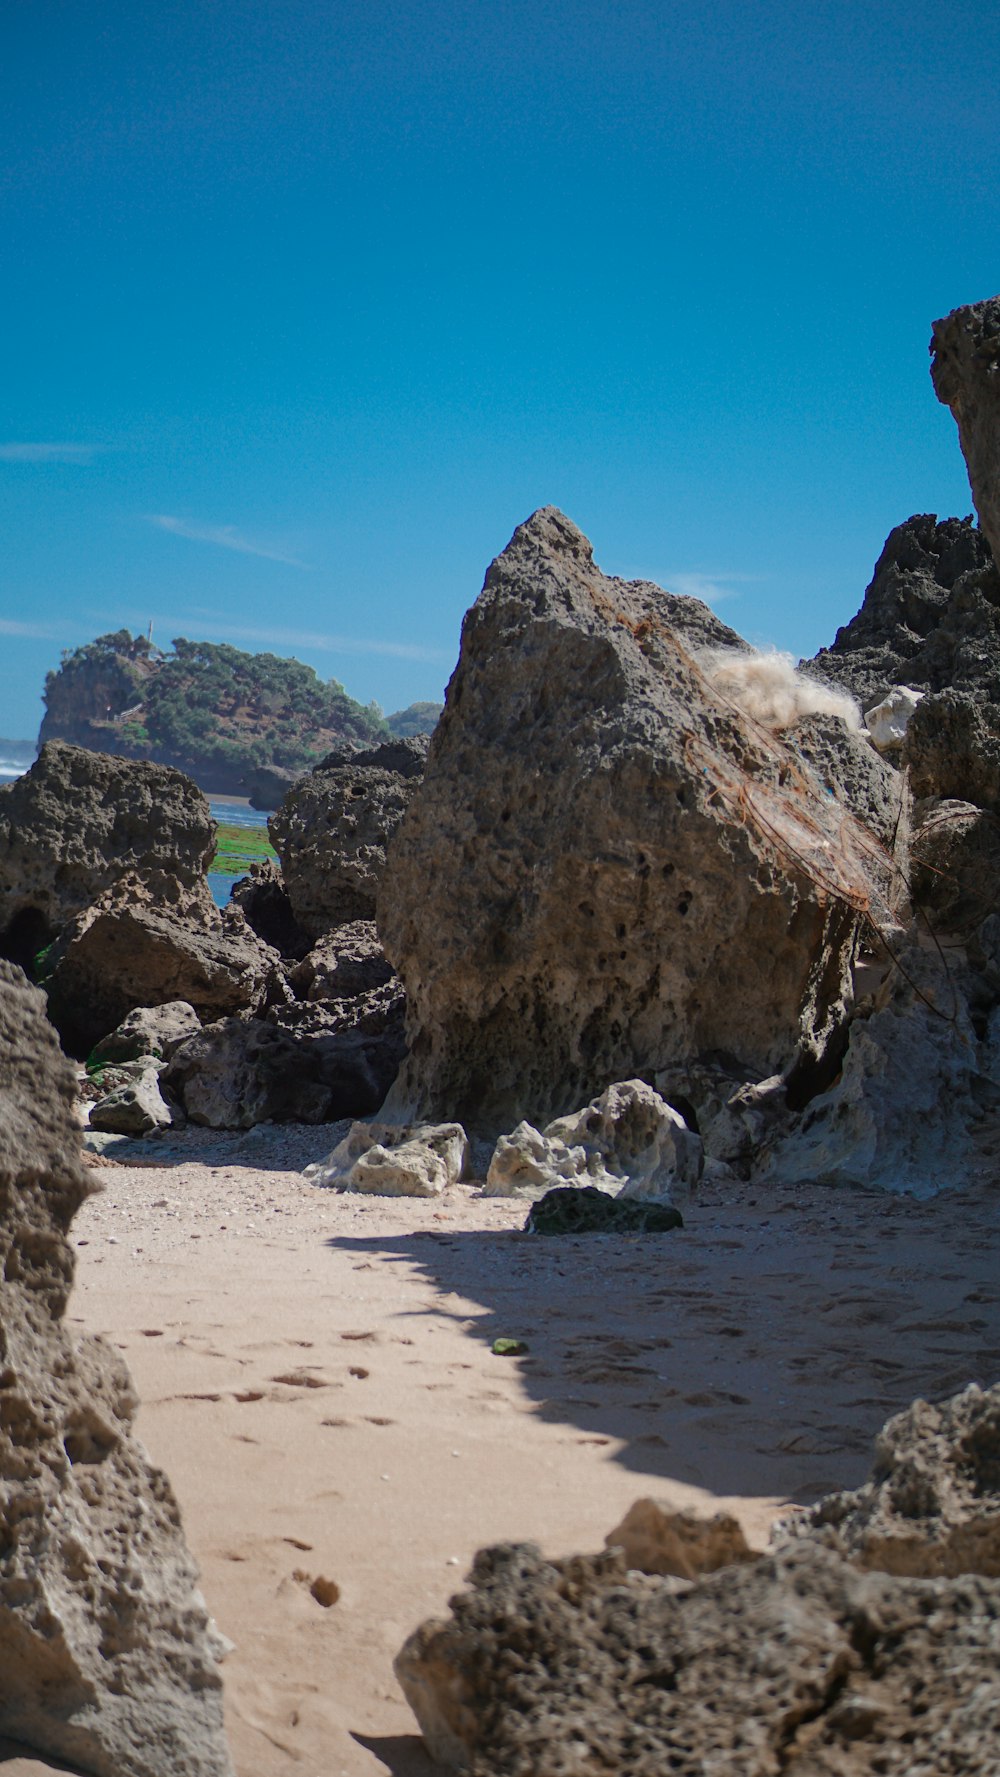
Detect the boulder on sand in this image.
<box><xmin>379</xmin><ymin>507</ymin><xmax>893</xmax><ymax>1135</ymax></box>
<box><xmin>304</xmin><ymin>1118</ymin><xmax>470</xmax><ymax>1197</ymax></box>
<box><xmin>0</xmin><ymin>958</ymin><xmax>233</xmax><ymax>1776</ymax></box>
<box><xmin>0</xmin><ymin>741</ymin><xmax>215</xmax><ymax>968</ymax></box>
<box><xmin>484</xmin><ymin>1079</ymin><xmax>702</xmax><ymax>1202</ymax></box>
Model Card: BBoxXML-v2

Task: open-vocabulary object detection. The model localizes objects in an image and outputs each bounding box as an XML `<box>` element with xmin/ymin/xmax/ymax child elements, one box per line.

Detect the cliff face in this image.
<box><xmin>40</xmin><ymin>632</ymin><xmax>388</xmax><ymax>793</ymax></box>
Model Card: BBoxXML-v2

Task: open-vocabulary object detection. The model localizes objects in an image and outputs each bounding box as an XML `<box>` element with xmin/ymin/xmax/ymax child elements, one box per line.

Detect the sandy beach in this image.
<box><xmin>3</xmin><ymin>1125</ymin><xmax>998</xmax><ymax>1776</ymax></box>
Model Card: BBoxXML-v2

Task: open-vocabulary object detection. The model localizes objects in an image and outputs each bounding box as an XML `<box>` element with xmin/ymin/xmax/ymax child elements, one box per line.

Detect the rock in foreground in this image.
<box><xmin>396</xmin><ymin>1382</ymin><xmax>1000</xmax><ymax>1776</ymax></box>
<box><xmin>380</xmin><ymin>507</ymin><xmax>891</xmax><ymax>1134</ymax></box>
<box><xmin>0</xmin><ymin>959</ymin><xmax>233</xmax><ymax>1777</ymax></box>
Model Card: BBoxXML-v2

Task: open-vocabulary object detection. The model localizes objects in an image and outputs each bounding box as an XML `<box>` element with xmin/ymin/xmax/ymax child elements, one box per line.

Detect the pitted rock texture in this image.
<box><xmin>807</xmin><ymin>513</ymin><xmax>1000</xmax><ymax>715</ymax></box>
<box><xmin>604</xmin><ymin>1501</ymin><xmax>756</xmax><ymax>1581</ymax></box>
<box><xmin>931</xmin><ymin>294</ymin><xmax>1000</xmax><ymax>565</ymax></box>
<box><xmin>379</xmin><ymin>507</ymin><xmax>886</xmax><ymax>1135</ymax></box>
<box><xmin>395</xmin><ymin>1539</ymin><xmax>1000</xmax><ymax>1776</ymax></box>
<box><xmin>304</xmin><ymin>1118</ymin><xmax>470</xmax><ymax>1196</ymax></box>
<box><xmin>910</xmin><ymin>798</ymin><xmax>1000</xmax><ymax>932</ymax></box>
<box><xmin>798</xmin><ymin>1382</ymin><xmax>1000</xmax><ymax>1579</ymax></box>
<box><xmin>0</xmin><ymin>741</ymin><xmax>215</xmax><ymax>965</ymax></box>
<box><xmin>270</xmin><ymin>758</ymin><xmax>422</xmax><ymax>939</ymax></box>
<box><xmin>44</xmin><ymin>880</ymin><xmax>284</xmax><ymax>1055</ymax></box>
<box><xmin>484</xmin><ymin>1080</ymin><xmax>702</xmax><ymax>1202</ymax></box>
<box><xmin>0</xmin><ymin>959</ymin><xmax>233</xmax><ymax>1776</ymax></box>
<box><xmin>291</xmin><ymin>920</ymin><xmax>394</xmax><ymax>1000</ymax></box>
<box><xmin>90</xmin><ymin>1000</ymin><xmax>202</xmax><ymax>1066</ymax></box>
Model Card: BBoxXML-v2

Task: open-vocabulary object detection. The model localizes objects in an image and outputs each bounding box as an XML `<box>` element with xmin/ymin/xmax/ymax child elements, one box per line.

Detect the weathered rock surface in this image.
<box><xmin>380</xmin><ymin>508</ymin><xmax>886</xmax><ymax>1135</ymax></box>
<box><xmin>910</xmin><ymin>798</ymin><xmax>1000</xmax><ymax>932</ymax></box>
<box><xmin>44</xmin><ymin>880</ymin><xmax>284</xmax><ymax>1054</ymax></box>
<box><xmin>604</xmin><ymin>1500</ymin><xmax>757</xmax><ymax>1580</ymax></box>
<box><xmin>304</xmin><ymin>1119</ymin><xmax>470</xmax><ymax>1196</ymax></box>
<box><xmin>164</xmin><ymin>980</ymin><xmax>406</xmax><ymax>1128</ymax></box>
<box><xmin>788</xmin><ymin>711</ymin><xmax>907</xmax><ymax>853</ymax></box>
<box><xmin>798</xmin><ymin>1382</ymin><xmax>1000</xmax><ymax>1579</ymax></box>
<box><xmin>396</xmin><ymin>1539</ymin><xmax>1000</xmax><ymax>1776</ymax></box>
<box><xmin>865</xmin><ymin>685</ymin><xmax>923</xmax><ymax>753</ymax></box>
<box><xmin>758</xmin><ymin>944</ymin><xmax>993</xmax><ymax>1196</ymax></box>
<box><xmin>0</xmin><ymin>958</ymin><xmax>233</xmax><ymax>1775</ymax></box>
<box><xmin>396</xmin><ymin>1383</ymin><xmax>1000</xmax><ymax>1775</ymax></box>
<box><xmin>903</xmin><ymin>686</ymin><xmax>1000</xmax><ymax>809</ymax></box>
<box><xmin>291</xmin><ymin>920</ymin><xmax>394</xmax><ymax>1000</ymax></box>
<box><xmin>0</xmin><ymin>741</ymin><xmax>215</xmax><ymax>966</ymax></box>
<box><xmin>230</xmin><ymin>859</ymin><xmax>312</xmax><ymax>959</ymax></box>
<box><xmin>931</xmin><ymin>294</ymin><xmax>1000</xmax><ymax>565</ymax></box>
<box><xmin>270</xmin><ymin>751</ymin><xmax>423</xmax><ymax>938</ymax></box>
<box><xmin>90</xmin><ymin>1000</ymin><xmax>202</xmax><ymax>1065</ymax></box>
<box><xmin>88</xmin><ymin>1064</ymin><xmax>174</xmax><ymax>1136</ymax></box>
<box><xmin>484</xmin><ymin>1080</ymin><xmax>702</xmax><ymax>1201</ymax></box>
<box><xmin>808</xmin><ymin>512</ymin><xmax>1000</xmax><ymax>714</ymax></box>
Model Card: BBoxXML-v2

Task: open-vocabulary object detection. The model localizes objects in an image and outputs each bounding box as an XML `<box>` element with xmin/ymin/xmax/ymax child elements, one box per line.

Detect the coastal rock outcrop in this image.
<box><xmin>931</xmin><ymin>294</ymin><xmax>1000</xmax><ymax>565</ymax></box>
<box><xmin>807</xmin><ymin>513</ymin><xmax>1000</xmax><ymax>715</ymax></box>
<box><xmin>0</xmin><ymin>741</ymin><xmax>215</xmax><ymax>966</ymax></box>
<box><xmin>396</xmin><ymin>1383</ymin><xmax>1000</xmax><ymax>1776</ymax></box>
<box><xmin>304</xmin><ymin>1118</ymin><xmax>470</xmax><ymax>1196</ymax></box>
<box><xmin>270</xmin><ymin>741</ymin><xmax>425</xmax><ymax>939</ymax></box>
<box><xmin>0</xmin><ymin>958</ymin><xmax>233</xmax><ymax>1775</ymax></box>
<box><xmin>379</xmin><ymin>507</ymin><xmax>891</xmax><ymax>1134</ymax></box>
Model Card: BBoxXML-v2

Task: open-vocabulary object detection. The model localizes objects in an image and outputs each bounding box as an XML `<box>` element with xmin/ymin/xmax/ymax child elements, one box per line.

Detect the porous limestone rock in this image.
<box><xmin>788</xmin><ymin>711</ymin><xmax>908</xmax><ymax>853</ymax></box>
<box><xmin>291</xmin><ymin>919</ymin><xmax>394</xmax><ymax>1000</ymax></box>
<box><xmin>484</xmin><ymin>1080</ymin><xmax>702</xmax><ymax>1201</ymax></box>
<box><xmin>797</xmin><ymin>1382</ymin><xmax>1000</xmax><ymax>1579</ymax></box>
<box><xmin>380</xmin><ymin>508</ymin><xmax>886</xmax><ymax>1134</ymax></box>
<box><xmin>604</xmin><ymin>1501</ymin><xmax>757</xmax><ymax>1580</ymax></box>
<box><xmin>0</xmin><ymin>958</ymin><xmax>233</xmax><ymax>1776</ymax></box>
<box><xmin>88</xmin><ymin>1064</ymin><xmax>174</xmax><ymax>1136</ymax></box>
<box><xmin>90</xmin><ymin>1000</ymin><xmax>202</xmax><ymax>1065</ymax></box>
<box><xmin>524</xmin><ymin>1186</ymin><xmax>683</xmax><ymax>1235</ymax></box>
<box><xmin>303</xmin><ymin>1118</ymin><xmax>470</xmax><ymax>1196</ymax></box>
<box><xmin>0</xmin><ymin>742</ymin><xmax>215</xmax><ymax>968</ymax></box>
<box><xmin>163</xmin><ymin>1005</ymin><xmax>393</xmax><ymax>1129</ymax></box>
<box><xmin>865</xmin><ymin>685</ymin><xmax>924</xmax><ymax>753</ymax></box>
<box><xmin>909</xmin><ymin>798</ymin><xmax>1000</xmax><ymax>932</ymax></box>
<box><xmin>395</xmin><ymin>1538</ymin><xmax>1000</xmax><ymax>1776</ymax></box>
<box><xmin>903</xmin><ymin>687</ymin><xmax>1000</xmax><ymax>810</ymax></box>
<box><xmin>269</xmin><ymin>746</ymin><xmax>423</xmax><ymax>939</ymax></box>
<box><xmin>808</xmin><ymin>513</ymin><xmax>1000</xmax><ymax>713</ymax></box>
<box><xmin>931</xmin><ymin>294</ymin><xmax>1000</xmax><ymax>565</ymax></box>
<box><xmin>267</xmin><ymin>979</ymin><xmax>406</xmax><ymax>1113</ymax></box>
<box><xmin>757</xmin><ymin>944</ymin><xmax>990</xmax><ymax>1197</ymax></box>
<box><xmin>44</xmin><ymin>878</ymin><xmax>284</xmax><ymax>1054</ymax></box>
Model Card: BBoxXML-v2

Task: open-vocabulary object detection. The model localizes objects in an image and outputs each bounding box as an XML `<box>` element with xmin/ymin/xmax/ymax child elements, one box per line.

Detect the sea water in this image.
<box><xmin>207</xmin><ymin>795</ymin><xmax>271</xmax><ymax>908</ymax></box>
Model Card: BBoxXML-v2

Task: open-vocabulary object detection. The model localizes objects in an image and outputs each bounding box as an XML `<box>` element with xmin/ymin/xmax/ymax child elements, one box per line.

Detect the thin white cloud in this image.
<box><xmin>658</xmin><ymin>571</ymin><xmax>762</xmax><ymax>606</ymax></box>
<box><xmin>144</xmin><ymin>613</ymin><xmax>449</xmax><ymax>664</ymax></box>
<box><xmin>0</xmin><ymin>617</ymin><xmax>62</xmax><ymax>640</ymax></box>
<box><xmin>0</xmin><ymin>442</ymin><xmax>98</xmax><ymax>464</ymax></box>
<box><xmin>146</xmin><ymin>514</ymin><xmax>310</xmax><ymax>569</ymax></box>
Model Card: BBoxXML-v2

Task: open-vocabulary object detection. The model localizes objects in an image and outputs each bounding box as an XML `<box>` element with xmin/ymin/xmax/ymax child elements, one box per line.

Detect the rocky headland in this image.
<box><xmin>1</xmin><ymin>293</ymin><xmax>999</xmax><ymax>1773</ymax></box>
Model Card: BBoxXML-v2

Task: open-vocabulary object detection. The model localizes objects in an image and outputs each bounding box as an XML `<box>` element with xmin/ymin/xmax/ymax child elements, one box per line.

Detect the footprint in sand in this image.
<box><xmin>270</xmin><ymin>1370</ymin><xmax>331</xmax><ymax>1388</ymax></box>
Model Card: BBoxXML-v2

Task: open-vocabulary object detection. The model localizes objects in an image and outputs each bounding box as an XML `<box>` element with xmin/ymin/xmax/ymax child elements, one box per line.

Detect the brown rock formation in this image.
<box><xmin>378</xmin><ymin>507</ymin><xmax>892</xmax><ymax>1135</ymax></box>
<box><xmin>0</xmin><ymin>742</ymin><xmax>215</xmax><ymax>968</ymax></box>
<box><xmin>0</xmin><ymin>959</ymin><xmax>233</xmax><ymax>1775</ymax></box>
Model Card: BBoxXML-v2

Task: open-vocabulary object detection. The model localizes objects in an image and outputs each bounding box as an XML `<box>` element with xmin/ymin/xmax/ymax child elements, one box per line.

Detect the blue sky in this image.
<box><xmin>2</xmin><ymin>0</ymin><xmax>998</xmax><ymax>742</ymax></box>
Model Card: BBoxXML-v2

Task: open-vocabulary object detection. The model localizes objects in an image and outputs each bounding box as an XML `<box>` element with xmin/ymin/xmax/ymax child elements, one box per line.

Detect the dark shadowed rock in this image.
<box><xmin>230</xmin><ymin>858</ymin><xmax>312</xmax><ymax>959</ymax></box>
<box><xmin>0</xmin><ymin>959</ymin><xmax>233</xmax><ymax>1775</ymax></box>
<box><xmin>243</xmin><ymin>763</ymin><xmax>303</xmax><ymax>811</ymax></box>
<box><xmin>807</xmin><ymin>513</ymin><xmax>1000</xmax><ymax>714</ymax></box>
<box><xmin>269</xmin><ymin>760</ymin><xmax>422</xmax><ymax>939</ymax></box>
<box><xmin>165</xmin><ymin>981</ymin><xmax>405</xmax><ymax>1128</ymax></box>
<box><xmin>910</xmin><ymin>798</ymin><xmax>1000</xmax><ymax>932</ymax></box>
<box><xmin>931</xmin><ymin>294</ymin><xmax>1000</xmax><ymax>565</ymax></box>
<box><xmin>903</xmin><ymin>688</ymin><xmax>1000</xmax><ymax>810</ymax></box>
<box><xmin>290</xmin><ymin>920</ymin><xmax>394</xmax><ymax>1000</ymax></box>
<box><xmin>0</xmin><ymin>741</ymin><xmax>215</xmax><ymax>965</ymax></box>
<box><xmin>89</xmin><ymin>1000</ymin><xmax>202</xmax><ymax>1064</ymax></box>
<box><xmin>44</xmin><ymin>877</ymin><xmax>285</xmax><ymax>1054</ymax></box>
<box><xmin>320</xmin><ymin>734</ymin><xmax>430</xmax><ymax>778</ymax></box>
<box><xmin>378</xmin><ymin>508</ymin><xmax>891</xmax><ymax>1135</ymax></box>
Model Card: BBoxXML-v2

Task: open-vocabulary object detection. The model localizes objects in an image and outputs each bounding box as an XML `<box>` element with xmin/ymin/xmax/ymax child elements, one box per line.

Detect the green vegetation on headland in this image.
<box><xmin>210</xmin><ymin>821</ymin><xmax>278</xmax><ymax>879</ymax></box>
<box><xmin>40</xmin><ymin>630</ymin><xmax>393</xmax><ymax>794</ymax></box>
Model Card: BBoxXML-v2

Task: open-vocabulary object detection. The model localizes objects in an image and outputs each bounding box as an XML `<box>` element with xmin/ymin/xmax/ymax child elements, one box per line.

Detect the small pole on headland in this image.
<box><xmin>147</xmin><ymin>620</ymin><xmax>154</xmax><ymax>645</ymax></box>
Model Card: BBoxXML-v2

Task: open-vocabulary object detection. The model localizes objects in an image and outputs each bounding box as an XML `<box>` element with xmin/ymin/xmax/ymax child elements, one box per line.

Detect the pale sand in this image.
<box><xmin>4</xmin><ymin>1125</ymin><xmax>999</xmax><ymax>1776</ymax></box>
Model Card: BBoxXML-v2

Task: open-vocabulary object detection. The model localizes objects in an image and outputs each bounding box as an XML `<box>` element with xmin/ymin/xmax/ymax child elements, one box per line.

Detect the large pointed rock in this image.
<box><xmin>378</xmin><ymin>508</ymin><xmax>890</xmax><ymax>1134</ymax></box>
<box><xmin>0</xmin><ymin>959</ymin><xmax>233</xmax><ymax>1776</ymax></box>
